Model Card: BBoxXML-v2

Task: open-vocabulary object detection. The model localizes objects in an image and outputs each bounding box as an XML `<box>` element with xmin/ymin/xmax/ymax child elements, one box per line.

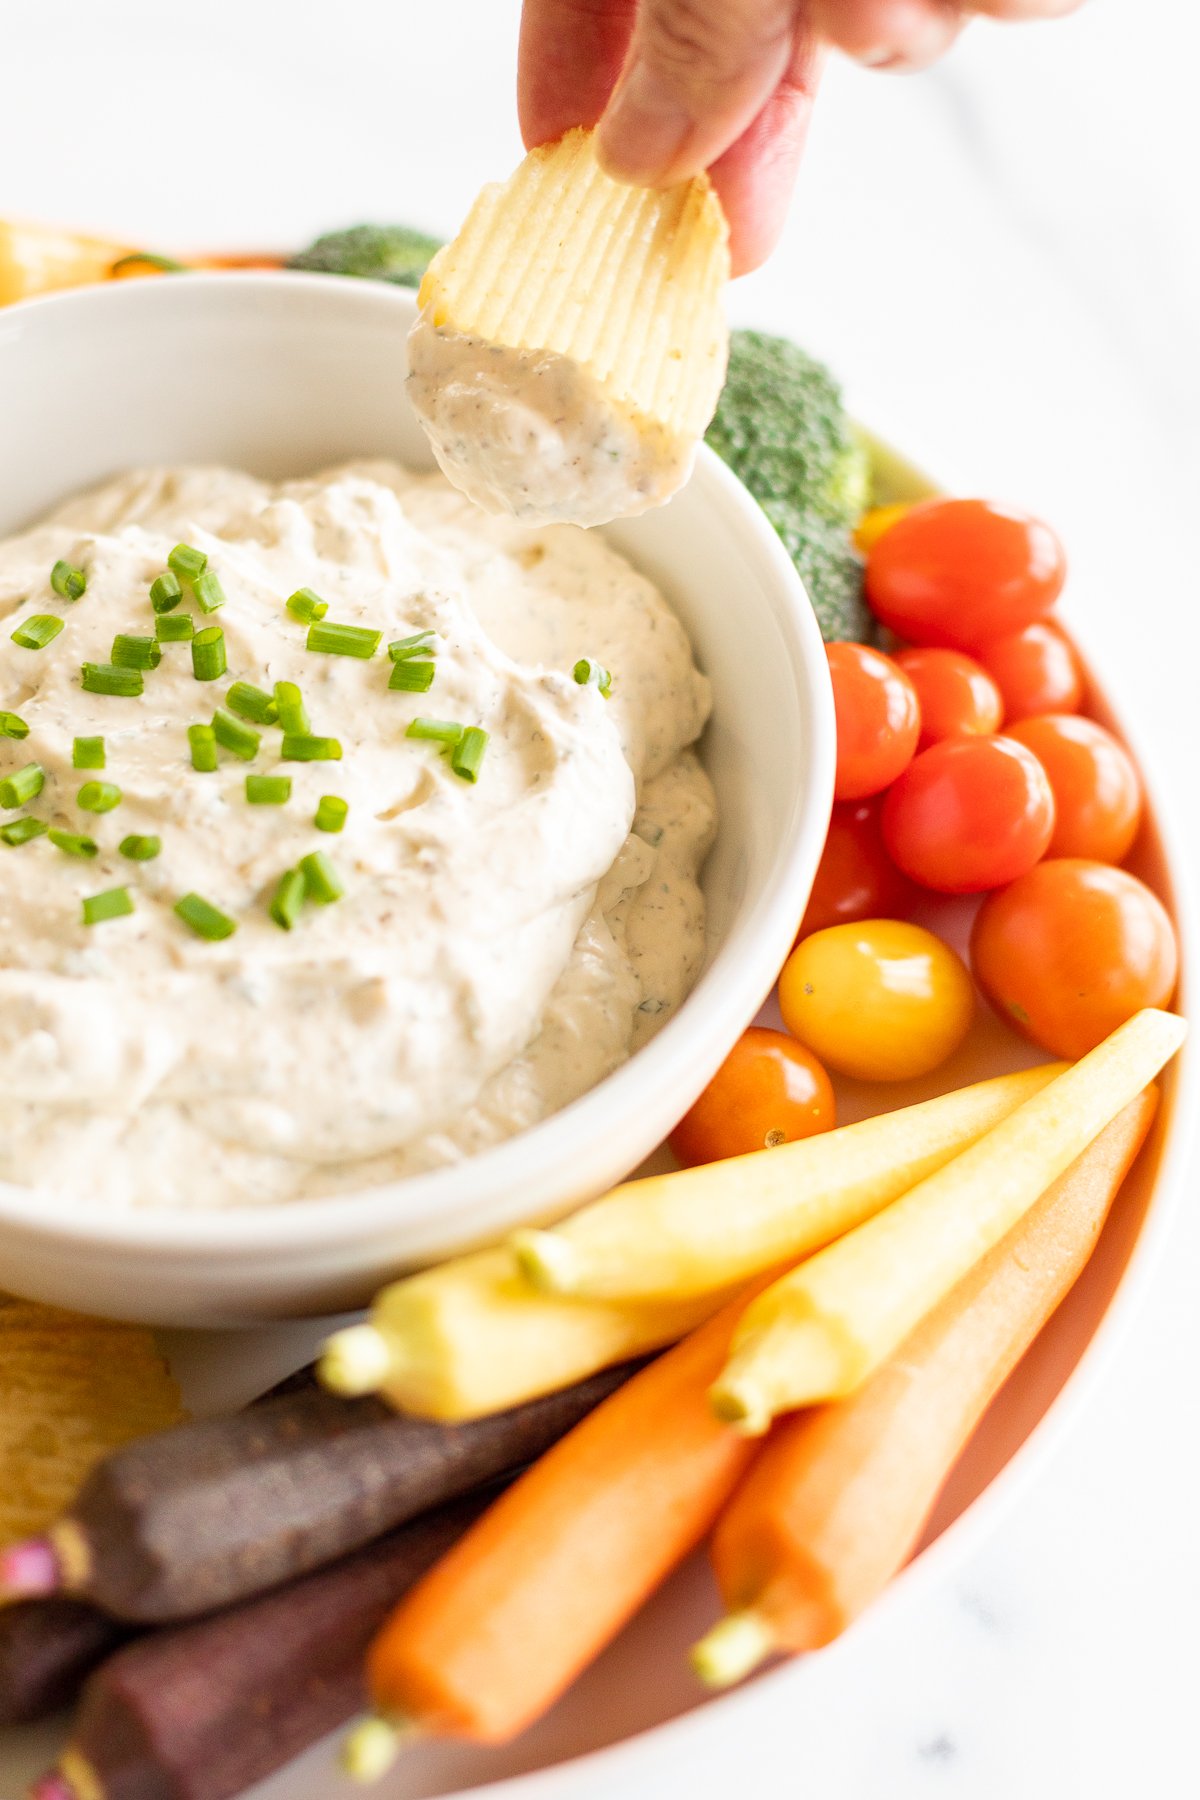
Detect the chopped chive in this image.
<box><xmin>211</xmin><ymin>707</ymin><xmax>261</xmax><ymax>762</ymax></box>
<box><xmin>573</xmin><ymin>658</ymin><xmax>612</xmax><ymax>698</ymax></box>
<box><xmin>0</xmin><ymin>711</ymin><xmax>30</xmax><ymax>740</ymax></box>
<box><xmin>51</xmin><ymin>560</ymin><xmax>87</xmax><ymax>601</ymax></box>
<box><xmin>150</xmin><ymin>571</ymin><xmax>183</xmax><ymax>613</ymax></box>
<box><xmin>111</xmin><ymin>633</ymin><xmax>163</xmax><ymax>671</ymax></box>
<box><xmin>280</xmin><ymin>734</ymin><xmax>342</xmax><ymax>762</ymax></box>
<box><xmin>268</xmin><ymin>867</ymin><xmax>306</xmax><ymax>930</ymax></box>
<box><xmin>82</xmin><ymin>886</ymin><xmax>134</xmax><ymax>926</ymax></box>
<box><xmin>119</xmin><ymin>834</ymin><xmax>161</xmax><ymax>861</ymax></box>
<box><xmin>77</xmin><ymin>780</ymin><xmax>121</xmax><ymax>814</ymax></box>
<box><xmin>451</xmin><ymin>725</ymin><xmax>489</xmax><ymax>783</ymax></box>
<box><xmin>246</xmin><ymin>774</ymin><xmax>292</xmax><ymax>805</ymax></box>
<box><xmin>286</xmin><ymin>587</ymin><xmax>329</xmax><ymax>624</ymax></box>
<box><xmin>168</xmin><ymin>544</ymin><xmax>207</xmax><ymax>585</ymax></box>
<box><xmin>405</xmin><ymin>717</ymin><xmax>464</xmax><ymax>747</ymax></box>
<box><xmin>193</xmin><ymin>570</ymin><xmax>226</xmax><ymax>614</ymax></box>
<box><xmin>188</xmin><ymin>723</ymin><xmax>218</xmax><ymax>772</ymax></box>
<box><xmin>0</xmin><ymin>816</ymin><xmax>47</xmax><ymax>847</ymax></box>
<box><xmin>226</xmin><ymin>681</ymin><xmax>278</xmax><ymax>726</ymax></box>
<box><xmin>191</xmin><ymin>626</ymin><xmax>226</xmax><ymax>682</ymax></box>
<box><xmin>174</xmin><ymin>892</ymin><xmax>236</xmax><ymax>941</ymax></box>
<box><xmin>388</xmin><ymin>630</ymin><xmax>437</xmax><ymax>662</ymax></box>
<box><xmin>73</xmin><ymin>736</ymin><xmax>106</xmax><ymax>770</ymax></box>
<box><xmin>155</xmin><ymin>612</ymin><xmax>194</xmax><ymax>643</ymax></box>
<box><xmin>12</xmin><ymin>615</ymin><xmax>65</xmax><ymax>651</ymax></box>
<box><xmin>388</xmin><ymin>659</ymin><xmax>435</xmax><ymax>693</ymax></box>
<box><xmin>306</xmin><ymin>621</ymin><xmax>382</xmax><ymax>660</ymax></box>
<box><xmin>314</xmin><ymin>794</ymin><xmax>348</xmax><ymax>833</ymax></box>
<box><xmin>300</xmin><ymin>850</ymin><xmax>344</xmax><ymax>905</ymax></box>
<box><xmin>0</xmin><ymin>763</ymin><xmax>45</xmax><ymax>808</ymax></box>
<box><xmin>48</xmin><ymin>828</ymin><xmax>99</xmax><ymax>858</ymax></box>
<box><xmin>273</xmin><ymin>681</ymin><xmax>310</xmax><ymax>735</ymax></box>
<box><xmin>82</xmin><ymin>663</ymin><xmax>143</xmax><ymax>698</ymax></box>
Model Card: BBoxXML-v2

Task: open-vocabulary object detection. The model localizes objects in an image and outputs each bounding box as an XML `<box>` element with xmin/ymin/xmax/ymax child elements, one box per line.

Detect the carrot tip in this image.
<box><xmin>341</xmin><ymin>1713</ymin><xmax>418</xmax><ymax>1783</ymax></box>
<box><xmin>0</xmin><ymin>1536</ymin><xmax>61</xmax><ymax>1602</ymax></box>
<box><xmin>510</xmin><ymin>1227</ymin><xmax>580</xmax><ymax>1295</ymax></box>
<box><xmin>708</xmin><ymin>1379</ymin><xmax>772</xmax><ymax>1437</ymax></box>
<box><xmin>690</xmin><ymin>1609</ymin><xmax>776</xmax><ymax>1689</ymax></box>
<box><xmin>318</xmin><ymin>1324</ymin><xmax>392</xmax><ymax>1398</ymax></box>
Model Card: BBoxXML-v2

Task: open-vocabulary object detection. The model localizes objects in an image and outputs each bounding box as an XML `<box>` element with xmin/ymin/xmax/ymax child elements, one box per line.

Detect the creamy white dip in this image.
<box><xmin>0</xmin><ymin>463</ymin><xmax>714</xmax><ymax>1209</ymax></box>
<box><xmin>406</xmin><ymin>321</ymin><xmax>695</xmax><ymax>529</ymax></box>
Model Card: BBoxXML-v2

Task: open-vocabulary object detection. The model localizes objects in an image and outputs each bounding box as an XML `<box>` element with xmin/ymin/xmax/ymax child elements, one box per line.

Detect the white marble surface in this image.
<box><xmin>3</xmin><ymin>3</ymin><xmax>1199</xmax><ymax>1795</ymax></box>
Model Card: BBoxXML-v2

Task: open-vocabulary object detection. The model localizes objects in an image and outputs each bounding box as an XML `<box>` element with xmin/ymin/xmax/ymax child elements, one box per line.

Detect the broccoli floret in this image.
<box><xmin>760</xmin><ymin>503</ymin><xmax>874</xmax><ymax>645</ymax></box>
<box><xmin>287</xmin><ymin>224</ymin><xmax>442</xmax><ymax>289</ymax></box>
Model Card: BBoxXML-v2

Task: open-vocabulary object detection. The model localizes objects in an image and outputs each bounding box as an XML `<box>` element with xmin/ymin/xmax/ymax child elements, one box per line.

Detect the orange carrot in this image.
<box><xmin>691</xmin><ymin>1088</ymin><xmax>1157</xmax><ymax>1686</ymax></box>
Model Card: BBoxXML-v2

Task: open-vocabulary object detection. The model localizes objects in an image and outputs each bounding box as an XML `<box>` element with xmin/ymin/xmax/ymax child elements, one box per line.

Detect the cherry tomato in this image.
<box><xmin>669</xmin><ymin>1028</ymin><xmax>836</xmax><ymax>1165</ymax></box>
<box><xmin>971</xmin><ymin>859</ymin><xmax>1178</xmax><ymax>1058</ymax></box>
<box><xmin>975</xmin><ymin>620</ymin><xmax>1083</xmax><ymax>720</ymax></box>
<box><xmin>882</xmin><ymin>736</ymin><xmax>1055</xmax><ymax>894</ymax></box>
<box><xmin>1006</xmin><ymin>715</ymin><xmax>1143</xmax><ymax>864</ymax></box>
<box><xmin>866</xmin><ymin>498</ymin><xmax>1066</xmax><ymax>651</ymax></box>
<box><xmin>780</xmin><ymin>920</ymin><xmax>974</xmax><ymax>1082</ymax></box>
<box><xmin>895</xmin><ymin>647</ymin><xmax>1004</xmax><ymax>749</ymax></box>
<box><xmin>798</xmin><ymin>797</ymin><xmax>919</xmax><ymax>938</ymax></box>
<box><xmin>853</xmin><ymin>502</ymin><xmax>911</xmax><ymax>555</ymax></box>
<box><xmin>827</xmin><ymin>643</ymin><xmax>921</xmax><ymax>802</ymax></box>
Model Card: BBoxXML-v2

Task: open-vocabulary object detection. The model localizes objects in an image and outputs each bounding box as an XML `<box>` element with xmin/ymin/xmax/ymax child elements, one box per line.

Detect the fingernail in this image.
<box><xmin>599</xmin><ymin>60</ymin><xmax>694</xmax><ymax>186</ymax></box>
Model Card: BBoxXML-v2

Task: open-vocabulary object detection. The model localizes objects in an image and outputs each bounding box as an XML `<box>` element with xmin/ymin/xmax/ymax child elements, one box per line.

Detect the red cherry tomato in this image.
<box><xmin>971</xmin><ymin>859</ymin><xmax>1178</xmax><ymax>1058</ymax></box>
<box><xmin>866</xmin><ymin>498</ymin><xmax>1066</xmax><ymax>651</ymax></box>
<box><xmin>1006</xmin><ymin>714</ymin><xmax>1143</xmax><ymax>864</ymax></box>
<box><xmin>976</xmin><ymin>621</ymin><xmax>1083</xmax><ymax>720</ymax></box>
<box><xmin>798</xmin><ymin>798</ymin><xmax>919</xmax><ymax>938</ymax></box>
<box><xmin>669</xmin><ymin>1027</ymin><xmax>836</xmax><ymax>1166</ymax></box>
<box><xmin>894</xmin><ymin>647</ymin><xmax>1004</xmax><ymax>749</ymax></box>
<box><xmin>827</xmin><ymin>643</ymin><xmax>921</xmax><ymax>802</ymax></box>
<box><xmin>882</xmin><ymin>735</ymin><xmax>1055</xmax><ymax>893</ymax></box>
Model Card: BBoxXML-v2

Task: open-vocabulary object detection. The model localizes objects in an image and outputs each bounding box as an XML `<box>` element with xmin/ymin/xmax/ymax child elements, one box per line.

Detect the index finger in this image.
<box><xmin>518</xmin><ymin>0</ymin><xmax>638</xmax><ymax>147</ymax></box>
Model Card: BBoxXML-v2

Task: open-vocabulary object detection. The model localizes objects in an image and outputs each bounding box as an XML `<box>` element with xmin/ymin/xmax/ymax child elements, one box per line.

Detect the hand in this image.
<box><xmin>519</xmin><ymin>1</ymin><xmax>1085</xmax><ymax>273</ymax></box>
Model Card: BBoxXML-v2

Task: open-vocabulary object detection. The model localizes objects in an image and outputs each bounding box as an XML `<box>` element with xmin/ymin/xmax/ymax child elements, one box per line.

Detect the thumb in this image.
<box><xmin>596</xmin><ymin>0</ymin><xmax>802</xmax><ymax>187</ymax></box>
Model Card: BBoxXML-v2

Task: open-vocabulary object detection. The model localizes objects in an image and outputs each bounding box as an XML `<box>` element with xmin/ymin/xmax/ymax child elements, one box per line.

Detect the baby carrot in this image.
<box><xmin>691</xmin><ymin>1089</ymin><xmax>1158</xmax><ymax>1685</ymax></box>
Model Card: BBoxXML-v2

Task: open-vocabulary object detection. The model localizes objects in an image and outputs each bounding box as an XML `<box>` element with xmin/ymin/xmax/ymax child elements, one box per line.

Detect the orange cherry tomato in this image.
<box><xmin>971</xmin><ymin>859</ymin><xmax>1178</xmax><ymax>1058</ymax></box>
<box><xmin>1006</xmin><ymin>714</ymin><xmax>1143</xmax><ymax>864</ymax></box>
<box><xmin>827</xmin><ymin>643</ymin><xmax>921</xmax><ymax>802</ymax></box>
<box><xmin>882</xmin><ymin>735</ymin><xmax>1055</xmax><ymax>894</ymax></box>
<box><xmin>798</xmin><ymin>797</ymin><xmax>919</xmax><ymax>938</ymax></box>
<box><xmin>866</xmin><ymin>498</ymin><xmax>1066</xmax><ymax>651</ymax></box>
<box><xmin>894</xmin><ymin>647</ymin><xmax>1004</xmax><ymax>749</ymax></box>
<box><xmin>669</xmin><ymin>1027</ymin><xmax>836</xmax><ymax>1165</ymax></box>
<box><xmin>975</xmin><ymin>620</ymin><xmax>1083</xmax><ymax>720</ymax></box>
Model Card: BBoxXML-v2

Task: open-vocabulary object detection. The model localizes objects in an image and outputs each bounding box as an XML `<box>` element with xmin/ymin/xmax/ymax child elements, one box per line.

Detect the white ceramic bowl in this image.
<box><xmin>0</xmin><ymin>273</ymin><xmax>835</xmax><ymax>1324</ymax></box>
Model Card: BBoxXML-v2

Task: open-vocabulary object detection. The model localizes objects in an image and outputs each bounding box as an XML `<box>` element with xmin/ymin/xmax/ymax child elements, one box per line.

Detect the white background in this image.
<box><xmin>3</xmin><ymin>3</ymin><xmax>1199</xmax><ymax>1796</ymax></box>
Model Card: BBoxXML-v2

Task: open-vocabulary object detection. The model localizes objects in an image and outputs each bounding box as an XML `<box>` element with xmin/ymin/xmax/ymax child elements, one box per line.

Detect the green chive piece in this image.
<box><xmin>12</xmin><ymin>615</ymin><xmax>65</xmax><ymax>651</ymax></box>
<box><xmin>0</xmin><ymin>817</ymin><xmax>47</xmax><ymax>847</ymax></box>
<box><xmin>51</xmin><ymin>560</ymin><xmax>87</xmax><ymax>601</ymax></box>
<box><xmin>174</xmin><ymin>893</ymin><xmax>237</xmax><ymax>941</ymax></box>
<box><xmin>119</xmin><ymin>834</ymin><xmax>161</xmax><ymax>861</ymax></box>
<box><xmin>188</xmin><ymin>723</ymin><xmax>218</xmax><ymax>772</ymax></box>
<box><xmin>573</xmin><ymin>658</ymin><xmax>612</xmax><ymax>699</ymax></box>
<box><xmin>388</xmin><ymin>660</ymin><xmax>435</xmax><ymax>693</ymax></box>
<box><xmin>306</xmin><ymin>621</ymin><xmax>382</xmax><ymax>660</ymax></box>
<box><xmin>405</xmin><ymin>717</ymin><xmax>464</xmax><ymax>747</ymax></box>
<box><xmin>77</xmin><ymin>780</ymin><xmax>121</xmax><ymax>814</ymax></box>
<box><xmin>227</xmin><ymin>681</ymin><xmax>278</xmax><ymax>726</ymax></box>
<box><xmin>73</xmin><ymin>736</ymin><xmax>106</xmax><ymax>770</ymax></box>
<box><xmin>155</xmin><ymin>612</ymin><xmax>195</xmax><ymax>643</ymax></box>
<box><xmin>315</xmin><ymin>794</ymin><xmax>348</xmax><ymax>833</ymax></box>
<box><xmin>82</xmin><ymin>886</ymin><xmax>134</xmax><ymax>926</ymax></box>
<box><xmin>388</xmin><ymin>630</ymin><xmax>438</xmax><ymax>662</ymax></box>
<box><xmin>0</xmin><ymin>711</ymin><xmax>30</xmax><ymax>740</ymax></box>
<box><xmin>280</xmin><ymin>734</ymin><xmax>342</xmax><ymax>762</ymax></box>
<box><xmin>193</xmin><ymin>571</ymin><xmax>226</xmax><ymax>614</ymax></box>
<box><xmin>168</xmin><ymin>544</ymin><xmax>207</xmax><ymax>585</ymax></box>
<box><xmin>111</xmin><ymin>633</ymin><xmax>163</xmax><ymax>671</ymax></box>
<box><xmin>81</xmin><ymin>663</ymin><xmax>143</xmax><ymax>698</ymax></box>
<box><xmin>150</xmin><ymin>570</ymin><xmax>183</xmax><ymax>613</ymax></box>
<box><xmin>268</xmin><ymin>867</ymin><xmax>307</xmax><ymax>931</ymax></box>
<box><xmin>48</xmin><ymin>829</ymin><xmax>99</xmax><ymax>858</ymax></box>
<box><xmin>286</xmin><ymin>588</ymin><xmax>329</xmax><ymax>624</ymax></box>
<box><xmin>451</xmin><ymin>726</ymin><xmax>489</xmax><ymax>783</ymax></box>
<box><xmin>0</xmin><ymin>763</ymin><xmax>45</xmax><ymax>808</ymax></box>
<box><xmin>191</xmin><ymin>627</ymin><xmax>226</xmax><ymax>682</ymax></box>
<box><xmin>300</xmin><ymin>850</ymin><xmax>344</xmax><ymax>905</ymax></box>
<box><xmin>211</xmin><ymin>707</ymin><xmax>260</xmax><ymax>762</ymax></box>
<box><xmin>273</xmin><ymin>681</ymin><xmax>310</xmax><ymax>735</ymax></box>
<box><xmin>246</xmin><ymin>774</ymin><xmax>292</xmax><ymax>805</ymax></box>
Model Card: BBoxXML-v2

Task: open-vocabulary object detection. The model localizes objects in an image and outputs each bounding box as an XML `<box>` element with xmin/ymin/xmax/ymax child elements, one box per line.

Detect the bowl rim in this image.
<box><xmin>0</xmin><ymin>271</ymin><xmax>836</xmax><ymax>1252</ymax></box>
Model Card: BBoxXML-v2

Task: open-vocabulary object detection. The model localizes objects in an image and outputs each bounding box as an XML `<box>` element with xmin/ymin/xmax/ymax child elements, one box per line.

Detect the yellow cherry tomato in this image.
<box><xmin>852</xmin><ymin>502</ymin><xmax>911</xmax><ymax>556</ymax></box>
<box><xmin>778</xmin><ymin>919</ymin><xmax>974</xmax><ymax>1082</ymax></box>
